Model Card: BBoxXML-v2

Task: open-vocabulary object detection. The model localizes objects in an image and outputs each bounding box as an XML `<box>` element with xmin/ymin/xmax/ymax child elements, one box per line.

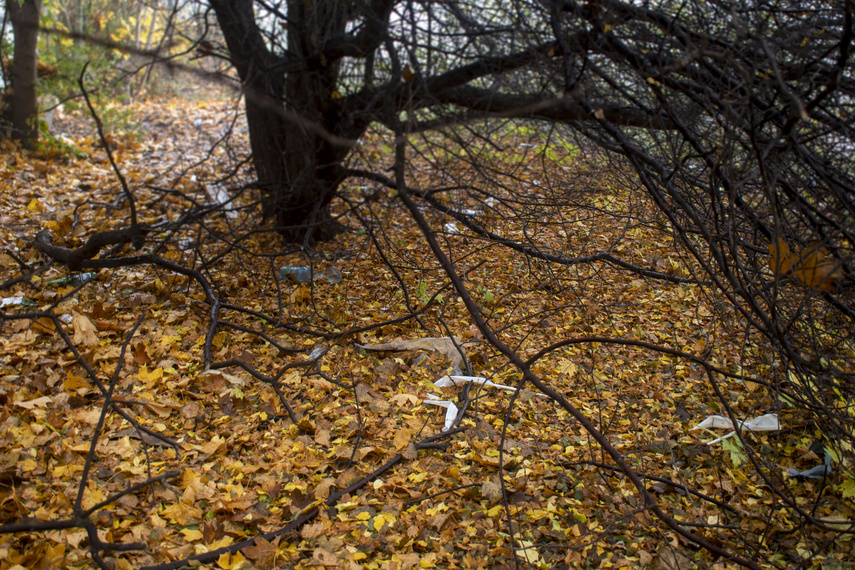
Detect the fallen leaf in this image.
<box><xmin>393</xmin><ymin>427</ymin><xmax>411</xmax><ymax>451</ymax></box>
<box><xmin>72</xmin><ymin>312</ymin><xmax>99</xmax><ymax>346</ymax></box>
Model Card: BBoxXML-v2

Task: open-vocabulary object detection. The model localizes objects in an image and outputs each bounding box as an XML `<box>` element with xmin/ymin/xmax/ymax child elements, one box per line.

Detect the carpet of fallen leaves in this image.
<box><xmin>1</xmin><ymin>97</ymin><xmax>853</xmax><ymax>570</ymax></box>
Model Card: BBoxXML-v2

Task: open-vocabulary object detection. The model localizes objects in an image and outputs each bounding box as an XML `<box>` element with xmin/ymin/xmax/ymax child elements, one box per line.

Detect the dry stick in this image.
<box><xmin>139</xmin><ymin>427</ymin><xmax>466</xmax><ymax>570</ymax></box>
<box><xmin>78</xmin><ymin>62</ymin><xmax>142</xmax><ymax>242</ymax></box>
<box><xmin>0</xmin><ymin>315</ymin><xmax>179</xmax><ymax>569</ymax></box>
<box><xmin>74</xmin><ymin>313</ymin><xmax>147</xmax><ymax>516</ymax></box>
<box><xmin>346</xmin><ymin>167</ymin><xmax>707</xmax><ymax>286</ymax></box>
<box><xmin>393</xmin><ymin>180</ymin><xmax>761</xmax><ymax>569</ymax></box>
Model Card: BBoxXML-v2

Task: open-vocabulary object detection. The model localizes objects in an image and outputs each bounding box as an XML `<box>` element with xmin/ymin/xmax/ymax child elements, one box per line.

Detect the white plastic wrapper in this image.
<box><xmin>206</xmin><ymin>183</ymin><xmax>237</xmax><ymax>219</ymax></box>
<box><xmin>691</xmin><ymin>413</ymin><xmax>780</xmax><ymax>445</ymax></box>
<box><xmin>423</xmin><ymin>395</ymin><xmax>458</xmax><ymax>431</ymax></box>
<box><xmin>434</xmin><ymin>375</ymin><xmax>547</xmax><ymax>397</ymax></box>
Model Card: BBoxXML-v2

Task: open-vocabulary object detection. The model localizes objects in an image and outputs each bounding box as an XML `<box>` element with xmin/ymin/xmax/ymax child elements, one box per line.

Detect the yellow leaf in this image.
<box><xmin>769</xmin><ymin>236</ymin><xmax>844</xmax><ymax>291</ymax></box>
<box><xmin>63</xmin><ymin>372</ymin><xmax>90</xmax><ymax>392</ymax></box>
<box><xmin>516</xmin><ymin>540</ymin><xmax>540</xmax><ymax>563</ymax></box>
<box><xmin>354</xmin><ymin>552</ymin><xmax>368</xmax><ymax>561</ymax></box>
<box><xmin>180</xmin><ymin>528</ymin><xmax>203</xmax><ymax>541</ymax></box>
<box><xmin>137</xmin><ymin>365</ymin><xmax>163</xmax><ymax>383</ymax></box>
<box><xmin>393</xmin><ymin>427</ymin><xmax>411</xmax><ymax>451</ymax></box>
<box><xmin>28</xmin><ymin>199</ymin><xmax>42</xmax><ymax>213</ymax></box>
<box><xmin>355</xmin><ymin>511</ymin><xmax>371</xmax><ymax>521</ymax></box>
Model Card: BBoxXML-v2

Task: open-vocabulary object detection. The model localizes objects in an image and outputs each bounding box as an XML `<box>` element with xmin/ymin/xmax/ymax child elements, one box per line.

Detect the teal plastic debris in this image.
<box><xmin>279</xmin><ymin>266</ymin><xmax>342</xmax><ymax>285</ymax></box>
<box><xmin>48</xmin><ymin>272</ymin><xmax>97</xmax><ymax>287</ymax></box>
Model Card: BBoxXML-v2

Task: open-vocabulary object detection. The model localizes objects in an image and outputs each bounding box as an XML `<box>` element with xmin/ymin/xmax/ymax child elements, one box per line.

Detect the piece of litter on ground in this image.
<box><xmin>423</xmin><ymin>396</ymin><xmax>458</xmax><ymax>431</ymax></box>
<box><xmin>691</xmin><ymin>413</ymin><xmax>780</xmax><ymax>445</ymax></box>
<box><xmin>434</xmin><ymin>375</ymin><xmax>548</xmax><ymax>396</ymax></box>
<box><xmin>788</xmin><ymin>454</ymin><xmax>833</xmax><ymax>479</ymax></box>
<box><xmin>358</xmin><ymin>337</ymin><xmax>466</xmax><ymax>374</ymax></box>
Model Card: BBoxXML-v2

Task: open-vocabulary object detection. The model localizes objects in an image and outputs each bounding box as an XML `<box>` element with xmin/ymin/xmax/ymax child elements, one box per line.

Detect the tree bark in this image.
<box><xmin>209</xmin><ymin>0</ymin><xmax>363</xmax><ymax>244</ymax></box>
<box><xmin>6</xmin><ymin>0</ymin><xmax>42</xmax><ymax>150</ymax></box>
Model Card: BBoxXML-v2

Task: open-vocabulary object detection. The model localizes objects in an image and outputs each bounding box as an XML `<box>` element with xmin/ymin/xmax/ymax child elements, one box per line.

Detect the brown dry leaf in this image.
<box><xmin>313</xmin><ymin>478</ymin><xmax>335</xmax><ymax>500</ymax></box>
<box><xmin>310</xmin><ymin>547</ymin><xmax>339</xmax><ymax>566</ymax></box>
<box><xmin>637</xmin><ymin>550</ymin><xmax>653</xmax><ymax>566</ymax></box>
<box><xmin>402</xmin><ymin>443</ymin><xmax>418</xmax><ymax>460</ymax></box>
<box><xmin>72</xmin><ymin>312</ymin><xmax>99</xmax><ymax>346</ymax></box>
<box><xmin>314</xmin><ymin>429</ymin><xmax>331</xmax><ymax>447</ymax></box>
<box><xmin>241</xmin><ymin>537</ymin><xmax>277</xmax><ymax>567</ymax></box>
<box><xmin>482</xmin><ymin>480</ymin><xmax>503</xmax><ymax>502</ymax></box>
<box><xmin>14</xmin><ymin>396</ymin><xmax>51</xmax><ymax>409</ymax></box>
<box><xmin>657</xmin><ymin>550</ymin><xmax>693</xmax><ymax>570</ymax></box>
<box><xmin>301</xmin><ymin>522</ymin><xmax>326</xmax><ymax>540</ymax></box>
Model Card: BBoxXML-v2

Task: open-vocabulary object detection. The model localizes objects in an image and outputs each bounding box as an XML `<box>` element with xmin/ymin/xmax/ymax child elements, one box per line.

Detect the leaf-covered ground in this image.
<box><xmin>1</xmin><ymin>98</ymin><xmax>852</xmax><ymax>569</ymax></box>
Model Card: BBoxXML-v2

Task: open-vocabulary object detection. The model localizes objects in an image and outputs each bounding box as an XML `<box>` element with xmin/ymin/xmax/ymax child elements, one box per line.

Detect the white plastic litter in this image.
<box><xmin>452</xmin><ymin>209</ymin><xmax>482</xmax><ymax>217</ymax></box>
<box><xmin>691</xmin><ymin>413</ymin><xmax>780</xmax><ymax>445</ymax></box>
<box><xmin>444</xmin><ymin>222</ymin><xmax>461</xmax><ymax>234</ymax></box>
<box><xmin>434</xmin><ymin>375</ymin><xmax>548</xmax><ymax>397</ymax></box>
<box><xmin>1</xmin><ymin>297</ymin><xmax>24</xmax><ymax>309</ymax></box>
<box><xmin>206</xmin><ymin>183</ymin><xmax>237</xmax><ymax>219</ymax></box>
<box><xmin>423</xmin><ymin>395</ymin><xmax>458</xmax><ymax>431</ymax></box>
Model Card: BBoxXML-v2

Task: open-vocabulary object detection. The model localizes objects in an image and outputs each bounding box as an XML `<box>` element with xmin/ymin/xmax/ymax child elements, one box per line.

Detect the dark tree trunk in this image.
<box><xmin>209</xmin><ymin>0</ymin><xmax>363</xmax><ymax>244</ymax></box>
<box><xmin>6</xmin><ymin>0</ymin><xmax>42</xmax><ymax>150</ymax></box>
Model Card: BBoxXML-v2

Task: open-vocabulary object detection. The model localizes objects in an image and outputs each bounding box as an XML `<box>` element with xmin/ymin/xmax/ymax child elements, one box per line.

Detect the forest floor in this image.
<box><xmin>0</xmin><ymin>98</ymin><xmax>851</xmax><ymax>569</ymax></box>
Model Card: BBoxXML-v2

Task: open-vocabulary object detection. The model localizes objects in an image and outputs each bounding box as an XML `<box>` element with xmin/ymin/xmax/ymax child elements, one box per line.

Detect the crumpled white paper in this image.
<box><xmin>691</xmin><ymin>413</ymin><xmax>780</xmax><ymax>445</ymax></box>
<box><xmin>423</xmin><ymin>394</ymin><xmax>458</xmax><ymax>431</ymax></box>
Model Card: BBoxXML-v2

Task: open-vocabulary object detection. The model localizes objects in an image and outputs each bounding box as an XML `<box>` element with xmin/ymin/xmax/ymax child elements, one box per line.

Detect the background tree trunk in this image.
<box><xmin>209</xmin><ymin>0</ymin><xmax>360</xmax><ymax>244</ymax></box>
<box><xmin>6</xmin><ymin>0</ymin><xmax>42</xmax><ymax>150</ymax></box>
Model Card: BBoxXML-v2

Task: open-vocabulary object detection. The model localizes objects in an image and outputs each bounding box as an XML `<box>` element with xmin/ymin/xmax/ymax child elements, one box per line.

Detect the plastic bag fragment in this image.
<box><xmin>358</xmin><ymin>337</ymin><xmax>466</xmax><ymax>374</ymax></box>
<box><xmin>691</xmin><ymin>413</ymin><xmax>780</xmax><ymax>445</ymax></box>
<box><xmin>788</xmin><ymin>454</ymin><xmax>833</xmax><ymax>479</ymax></box>
<box><xmin>788</xmin><ymin>443</ymin><xmax>833</xmax><ymax>479</ymax></box>
<box><xmin>206</xmin><ymin>183</ymin><xmax>237</xmax><ymax>219</ymax></box>
<box><xmin>434</xmin><ymin>375</ymin><xmax>548</xmax><ymax>397</ymax></box>
<box><xmin>280</xmin><ymin>266</ymin><xmax>343</xmax><ymax>285</ymax></box>
<box><xmin>423</xmin><ymin>395</ymin><xmax>458</xmax><ymax>431</ymax></box>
